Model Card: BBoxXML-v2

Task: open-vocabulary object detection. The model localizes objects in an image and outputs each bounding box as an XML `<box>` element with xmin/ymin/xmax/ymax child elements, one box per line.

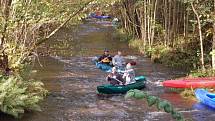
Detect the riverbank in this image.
<box><xmin>124</xmin><ymin>36</ymin><xmax>215</xmax><ymax>77</ymax></box>
<box><xmin>131</xmin><ymin>40</ymin><xmax>215</xmax><ymax>77</ymax></box>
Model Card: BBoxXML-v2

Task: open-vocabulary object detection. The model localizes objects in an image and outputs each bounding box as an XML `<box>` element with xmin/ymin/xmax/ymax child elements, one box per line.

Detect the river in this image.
<box><xmin>1</xmin><ymin>20</ymin><xmax>215</xmax><ymax>121</ymax></box>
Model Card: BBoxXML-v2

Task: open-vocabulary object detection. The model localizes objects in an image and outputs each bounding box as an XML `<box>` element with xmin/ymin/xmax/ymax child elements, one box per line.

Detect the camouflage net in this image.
<box><xmin>125</xmin><ymin>89</ymin><xmax>184</xmax><ymax>121</ymax></box>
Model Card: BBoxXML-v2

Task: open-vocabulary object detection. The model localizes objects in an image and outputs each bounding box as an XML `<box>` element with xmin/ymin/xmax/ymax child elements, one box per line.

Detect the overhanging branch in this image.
<box><xmin>35</xmin><ymin>0</ymin><xmax>94</xmax><ymax>46</ymax></box>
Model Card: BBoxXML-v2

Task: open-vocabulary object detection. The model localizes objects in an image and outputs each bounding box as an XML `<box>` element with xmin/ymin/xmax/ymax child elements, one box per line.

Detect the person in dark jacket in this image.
<box><xmin>106</xmin><ymin>67</ymin><xmax>125</xmax><ymax>85</ymax></box>
<box><xmin>98</xmin><ymin>49</ymin><xmax>112</xmax><ymax>65</ymax></box>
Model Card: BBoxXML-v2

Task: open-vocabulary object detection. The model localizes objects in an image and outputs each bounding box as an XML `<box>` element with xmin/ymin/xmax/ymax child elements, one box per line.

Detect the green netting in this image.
<box><xmin>147</xmin><ymin>96</ymin><xmax>158</xmax><ymax>107</ymax></box>
<box><xmin>125</xmin><ymin>89</ymin><xmax>185</xmax><ymax>121</ymax></box>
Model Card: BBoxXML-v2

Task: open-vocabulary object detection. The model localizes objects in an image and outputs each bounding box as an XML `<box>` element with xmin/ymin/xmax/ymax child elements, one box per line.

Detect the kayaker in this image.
<box><xmin>123</xmin><ymin>63</ymin><xmax>136</xmax><ymax>85</ymax></box>
<box><xmin>95</xmin><ymin>7</ymin><xmax>102</xmax><ymax>16</ymax></box>
<box><xmin>112</xmin><ymin>50</ymin><xmax>125</xmax><ymax>69</ymax></box>
<box><xmin>112</xmin><ymin>18</ymin><xmax>119</xmax><ymax>25</ymax></box>
<box><xmin>106</xmin><ymin>67</ymin><xmax>125</xmax><ymax>85</ymax></box>
<box><xmin>98</xmin><ymin>49</ymin><xmax>112</xmax><ymax>65</ymax></box>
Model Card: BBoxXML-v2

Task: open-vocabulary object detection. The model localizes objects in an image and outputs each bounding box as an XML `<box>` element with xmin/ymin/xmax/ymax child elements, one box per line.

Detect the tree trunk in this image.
<box><xmin>0</xmin><ymin>0</ymin><xmax>13</xmax><ymax>46</ymax></box>
<box><xmin>184</xmin><ymin>2</ymin><xmax>189</xmax><ymax>40</ymax></box>
<box><xmin>213</xmin><ymin>23</ymin><xmax>215</xmax><ymax>70</ymax></box>
<box><xmin>151</xmin><ymin>0</ymin><xmax>158</xmax><ymax>46</ymax></box>
<box><xmin>164</xmin><ymin>0</ymin><xmax>168</xmax><ymax>46</ymax></box>
<box><xmin>147</xmin><ymin>0</ymin><xmax>151</xmax><ymax>48</ymax></box>
<box><xmin>212</xmin><ymin>0</ymin><xmax>215</xmax><ymax>70</ymax></box>
<box><xmin>172</xmin><ymin>0</ymin><xmax>176</xmax><ymax>47</ymax></box>
<box><xmin>144</xmin><ymin>0</ymin><xmax>147</xmax><ymax>48</ymax></box>
<box><xmin>191</xmin><ymin>2</ymin><xmax>205</xmax><ymax>71</ymax></box>
<box><xmin>167</xmin><ymin>0</ymin><xmax>172</xmax><ymax>46</ymax></box>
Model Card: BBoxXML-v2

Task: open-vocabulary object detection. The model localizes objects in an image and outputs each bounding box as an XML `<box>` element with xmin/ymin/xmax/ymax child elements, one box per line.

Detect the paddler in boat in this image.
<box><xmin>112</xmin><ymin>50</ymin><xmax>126</xmax><ymax>70</ymax></box>
<box><xmin>95</xmin><ymin>7</ymin><xmax>102</xmax><ymax>16</ymax></box>
<box><xmin>98</xmin><ymin>49</ymin><xmax>113</xmax><ymax>65</ymax></box>
<box><xmin>123</xmin><ymin>63</ymin><xmax>136</xmax><ymax>85</ymax></box>
<box><xmin>106</xmin><ymin>67</ymin><xmax>125</xmax><ymax>85</ymax></box>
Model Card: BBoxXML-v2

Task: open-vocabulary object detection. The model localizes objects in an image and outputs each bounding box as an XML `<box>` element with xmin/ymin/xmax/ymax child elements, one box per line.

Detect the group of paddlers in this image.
<box><xmin>97</xmin><ymin>49</ymin><xmax>136</xmax><ymax>86</ymax></box>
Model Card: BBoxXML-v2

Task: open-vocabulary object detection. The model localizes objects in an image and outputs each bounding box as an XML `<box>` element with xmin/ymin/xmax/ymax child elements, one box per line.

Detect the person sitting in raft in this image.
<box><xmin>106</xmin><ymin>67</ymin><xmax>125</xmax><ymax>85</ymax></box>
<box><xmin>98</xmin><ymin>49</ymin><xmax>112</xmax><ymax>65</ymax></box>
<box><xmin>123</xmin><ymin>63</ymin><xmax>136</xmax><ymax>85</ymax></box>
<box><xmin>112</xmin><ymin>50</ymin><xmax>125</xmax><ymax>69</ymax></box>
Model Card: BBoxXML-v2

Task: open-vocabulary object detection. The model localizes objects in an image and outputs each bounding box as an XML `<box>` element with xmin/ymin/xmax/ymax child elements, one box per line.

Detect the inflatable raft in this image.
<box><xmin>195</xmin><ymin>89</ymin><xmax>215</xmax><ymax>109</ymax></box>
<box><xmin>97</xmin><ymin>76</ymin><xmax>146</xmax><ymax>94</ymax></box>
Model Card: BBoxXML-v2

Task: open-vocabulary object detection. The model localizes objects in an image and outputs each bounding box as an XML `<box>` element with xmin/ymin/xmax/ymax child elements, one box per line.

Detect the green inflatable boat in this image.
<box><xmin>97</xmin><ymin>76</ymin><xmax>146</xmax><ymax>94</ymax></box>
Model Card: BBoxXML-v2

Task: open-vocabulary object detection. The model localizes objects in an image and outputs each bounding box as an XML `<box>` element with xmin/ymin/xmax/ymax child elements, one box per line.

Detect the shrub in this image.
<box><xmin>190</xmin><ymin>69</ymin><xmax>215</xmax><ymax>77</ymax></box>
<box><xmin>0</xmin><ymin>75</ymin><xmax>48</xmax><ymax>118</ymax></box>
<box><xmin>129</xmin><ymin>39</ymin><xmax>145</xmax><ymax>53</ymax></box>
<box><xmin>114</xmin><ymin>28</ymin><xmax>133</xmax><ymax>42</ymax></box>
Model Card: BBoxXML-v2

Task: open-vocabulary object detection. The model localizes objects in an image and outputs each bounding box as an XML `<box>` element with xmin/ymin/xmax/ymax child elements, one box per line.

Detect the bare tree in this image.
<box><xmin>191</xmin><ymin>2</ymin><xmax>205</xmax><ymax>70</ymax></box>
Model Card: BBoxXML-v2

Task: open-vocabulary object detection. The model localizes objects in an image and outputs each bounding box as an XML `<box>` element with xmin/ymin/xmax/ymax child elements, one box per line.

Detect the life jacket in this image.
<box><xmin>101</xmin><ymin>57</ymin><xmax>111</xmax><ymax>63</ymax></box>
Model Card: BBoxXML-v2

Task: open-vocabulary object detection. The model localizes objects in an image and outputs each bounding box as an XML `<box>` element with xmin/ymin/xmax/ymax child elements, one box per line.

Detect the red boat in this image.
<box><xmin>162</xmin><ymin>77</ymin><xmax>215</xmax><ymax>88</ymax></box>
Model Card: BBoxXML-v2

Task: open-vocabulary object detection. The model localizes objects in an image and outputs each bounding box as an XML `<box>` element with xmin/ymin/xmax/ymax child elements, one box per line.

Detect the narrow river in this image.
<box><xmin>1</xmin><ymin>21</ymin><xmax>215</xmax><ymax>121</ymax></box>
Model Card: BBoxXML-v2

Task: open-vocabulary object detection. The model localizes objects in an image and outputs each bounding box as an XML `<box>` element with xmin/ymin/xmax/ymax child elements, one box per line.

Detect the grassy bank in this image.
<box><xmin>128</xmin><ymin>38</ymin><xmax>215</xmax><ymax>77</ymax></box>
<box><xmin>129</xmin><ymin>39</ymin><xmax>196</xmax><ymax>70</ymax></box>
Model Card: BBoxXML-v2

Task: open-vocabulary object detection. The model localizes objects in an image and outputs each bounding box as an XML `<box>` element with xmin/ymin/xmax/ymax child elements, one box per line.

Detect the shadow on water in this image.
<box><xmin>1</xmin><ymin>21</ymin><xmax>215</xmax><ymax>121</ymax></box>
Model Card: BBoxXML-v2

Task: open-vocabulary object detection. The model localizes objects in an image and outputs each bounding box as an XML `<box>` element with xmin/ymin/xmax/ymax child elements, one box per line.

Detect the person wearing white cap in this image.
<box><xmin>123</xmin><ymin>63</ymin><xmax>136</xmax><ymax>85</ymax></box>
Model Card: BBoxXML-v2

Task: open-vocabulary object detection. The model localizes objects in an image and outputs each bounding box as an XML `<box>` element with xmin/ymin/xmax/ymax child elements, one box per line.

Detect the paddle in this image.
<box><xmin>101</xmin><ymin>57</ymin><xmax>111</xmax><ymax>63</ymax></box>
<box><xmin>109</xmin><ymin>77</ymin><xmax>125</xmax><ymax>85</ymax></box>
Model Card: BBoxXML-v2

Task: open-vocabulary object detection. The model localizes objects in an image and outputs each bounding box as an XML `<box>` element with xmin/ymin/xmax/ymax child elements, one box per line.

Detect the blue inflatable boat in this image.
<box><xmin>92</xmin><ymin>56</ymin><xmax>125</xmax><ymax>72</ymax></box>
<box><xmin>195</xmin><ymin>89</ymin><xmax>215</xmax><ymax>109</ymax></box>
<box><xmin>92</xmin><ymin>15</ymin><xmax>111</xmax><ymax>19</ymax></box>
<box><xmin>95</xmin><ymin>61</ymin><xmax>112</xmax><ymax>72</ymax></box>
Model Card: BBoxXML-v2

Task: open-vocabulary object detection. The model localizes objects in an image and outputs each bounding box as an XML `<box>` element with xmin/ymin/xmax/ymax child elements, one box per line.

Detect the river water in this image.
<box><xmin>1</xmin><ymin>21</ymin><xmax>215</xmax><ymax>121</ymax></box>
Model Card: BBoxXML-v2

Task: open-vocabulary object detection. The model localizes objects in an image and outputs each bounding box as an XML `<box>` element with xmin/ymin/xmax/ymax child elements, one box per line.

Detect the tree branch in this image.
<box><xmin>35</xmin><ymin>0</ymin><xmax>94</xmax><ymax>46</ymax></box>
